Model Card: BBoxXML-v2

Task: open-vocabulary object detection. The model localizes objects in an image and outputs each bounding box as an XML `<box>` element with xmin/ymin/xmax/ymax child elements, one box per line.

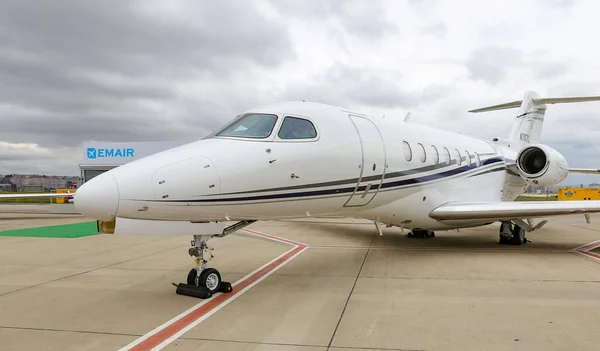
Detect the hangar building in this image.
<box><xmin>79</xmin><ymin>141</ymin><xmax>187</xmax><ymax>183</ymax></box>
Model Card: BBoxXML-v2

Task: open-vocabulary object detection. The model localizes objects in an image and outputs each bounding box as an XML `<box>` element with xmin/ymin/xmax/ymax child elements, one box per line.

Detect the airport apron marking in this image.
<box><xmin>574</xmin><ymin>239</ymin><xmax>600</xmax><ymax>263</ymax></box>
<box><xmin>119</xmin><ymin>229</ymin><xmax>308</xmax><ymax>351</ymax></box>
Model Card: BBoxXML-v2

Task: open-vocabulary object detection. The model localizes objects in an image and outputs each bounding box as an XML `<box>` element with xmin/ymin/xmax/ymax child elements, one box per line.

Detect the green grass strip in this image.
<box><xmin>0</xmin><ymin>221</ymin><xmax>99</xmax><ymax>238</ymax></box>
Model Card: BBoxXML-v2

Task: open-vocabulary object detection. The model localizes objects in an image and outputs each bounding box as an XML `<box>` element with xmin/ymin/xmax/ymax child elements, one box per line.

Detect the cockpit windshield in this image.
<box><xmin>216</xmin><ymin>113</ymin><xmax>278</xmax><ymax>139</ymax></box>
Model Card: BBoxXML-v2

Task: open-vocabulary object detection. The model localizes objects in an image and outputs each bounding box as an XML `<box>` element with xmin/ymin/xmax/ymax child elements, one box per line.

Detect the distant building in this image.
<box><xmin>5</xmin><ymin>174</ymin><xmax>81</xmax><ymax>192</ymax></box>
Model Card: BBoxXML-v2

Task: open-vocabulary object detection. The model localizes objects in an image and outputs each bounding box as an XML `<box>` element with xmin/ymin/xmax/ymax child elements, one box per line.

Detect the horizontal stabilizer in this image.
<box><xmin>568</xmin><ymin>168</ymin><xmax>600</xmax><ymax>174</ymax></box>
<box><xmin>430</xmin><ymin>200</ymin><xmax>600</xmax><ymax>221</ymax></box>
<box><xmin>536</xmin><ymin>96</ymin><xmax>600</xmax><ymax>105</ymax></box>
<box><xmin>469</xmin><ymin>100</ymin><xmax>522</xmax><ymax>113</ymax></box>
<box><xmin>469</xmin><ymin>95</ymin><xmax>600</xmax><ymax>113</ymax></box>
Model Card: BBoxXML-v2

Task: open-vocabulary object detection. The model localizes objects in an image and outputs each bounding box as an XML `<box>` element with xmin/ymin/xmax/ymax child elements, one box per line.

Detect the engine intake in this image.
<box><xmin>516</xmin><ymin>144</ymin><xmax>568</xmax><ymax>186</ymax></box>
<box><xmin>518</xmin><ymin>147</ymin><xmax>547</xmax><ymax>175</ymax></box>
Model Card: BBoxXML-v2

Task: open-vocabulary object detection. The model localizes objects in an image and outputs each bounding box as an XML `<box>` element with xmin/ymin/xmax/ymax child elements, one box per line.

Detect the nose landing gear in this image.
<box><xmin>174</xmin><ymin>221</ymin><xmax>256</xmax><ymax>299</ymax></box>
<box><xmin>186</xmin><ymin>235</ymin><xmax>228</xmax><ymax>294</ymax></box>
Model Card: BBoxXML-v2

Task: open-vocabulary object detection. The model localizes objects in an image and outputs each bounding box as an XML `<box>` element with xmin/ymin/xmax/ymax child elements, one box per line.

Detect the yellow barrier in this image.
<box><xmin>558</xmin><ymin>187</ymin><xmax>600</xmax><ymax>201</ymax></box>
<box><xmin>55</xmin><ymin>188</ymin><xmax>76</xmax><ymax>204</ymax></box>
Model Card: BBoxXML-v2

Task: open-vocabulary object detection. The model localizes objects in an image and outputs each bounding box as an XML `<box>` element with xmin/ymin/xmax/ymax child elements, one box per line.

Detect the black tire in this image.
<box><xmin>499</xmin><ymin>235</ymin><xmax>506</xmax><ymax>245</ymax></box>
<box><xmin>199</xmin><ymin>268</ymin><xmax>222</xmax><ymax>294</ymax></box>
<box><xmin>510</xmin><ymin>226</ymin><xmax>525</xmax><ymax>246</ymax></box>
<box><xmin>187</xmin><ymin>268</ymin><xmax>199</xmax><ymax>286</ymax></box>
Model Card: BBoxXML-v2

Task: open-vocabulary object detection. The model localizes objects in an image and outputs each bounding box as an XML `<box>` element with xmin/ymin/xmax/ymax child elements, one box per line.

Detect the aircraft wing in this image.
<box><xmin>429</xmin><ymin>201</ymin><xmax>600</xmax><ymax>221</ymax></box>
<box><xmin>0</xmin><ymin>193</ymin><xmax>73</xmax><ymax>199</ymax></box>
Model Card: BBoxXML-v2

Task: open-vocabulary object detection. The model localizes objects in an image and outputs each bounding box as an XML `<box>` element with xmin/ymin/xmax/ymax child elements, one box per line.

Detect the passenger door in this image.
<box><xmin>344</xmin><ymin>115</ymin><xmax>386</xmax><ymax>207</ymax></box>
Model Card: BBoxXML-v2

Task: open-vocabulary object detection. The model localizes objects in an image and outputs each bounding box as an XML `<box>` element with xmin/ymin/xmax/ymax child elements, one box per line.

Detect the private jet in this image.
<box><xmin>4</xmin><ymin>91</ymin><xmax>600</xmax><ymax>294</ymax></box>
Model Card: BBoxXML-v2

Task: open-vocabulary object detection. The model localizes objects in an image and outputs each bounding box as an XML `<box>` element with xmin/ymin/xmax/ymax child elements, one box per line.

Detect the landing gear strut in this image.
<box><xmin>499</xmin><ymin>221</ymin><xmax>526</xmax><ymax>245</ymax></box>
<box><xmin>187</xmin><ymin>235</ymin><xmax>222</xmax><ymax>294</ymax></box>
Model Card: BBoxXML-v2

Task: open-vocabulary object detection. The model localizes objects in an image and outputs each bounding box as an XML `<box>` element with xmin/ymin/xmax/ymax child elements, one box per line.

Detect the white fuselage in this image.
<box><xmin>75</xmin><ymin>101</ymin><xmax>527</xmax><ymax>230</ymax></box>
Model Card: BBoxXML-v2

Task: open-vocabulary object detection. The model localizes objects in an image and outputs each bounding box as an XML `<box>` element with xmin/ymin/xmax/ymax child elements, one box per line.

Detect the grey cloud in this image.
<box><xmin>0</xmin><ymin>1</ymin><xmax>293</xmax><ymax>76</ymax></box>
<box><xmin>408</xmin><ymin>0</ymin><xmax>437</xmax><ymax>6</ymax></box>
<box><xmin>542</xmin><ymin>0</ymin><xmax>575</xmax><ymax>8</ymax></box>
<box><xmin>282</xmin><ymin>63</ymin><xmax>452</xmax><ymax>109</ymax></box>
<box><xmin>466</xmin><ymin>46</ymin><xmax>568</xmax><ymax>85</ymax></box>
<box><xmin>0</xmin><ymin>0</ymin><xmax>295</xmax><ymax>161</ymax></box>
<box><xmin>535</xmin><ymin>63</ymin><xmax>567</xmax><ymax>79</ymax></box>
<box><xmin>267</xmin><ymin>0</ymin><xmax>398</xmax><ymax>40</ymax></box>
<box><xmin>421</xmin><ymin>23</ymin><xmax>447</xmax><ymax>38</ymax></box>
<box><xmin>466</xmin><ymin>47</ymin><xmax>522</xmax><ymax>85</ymax></box>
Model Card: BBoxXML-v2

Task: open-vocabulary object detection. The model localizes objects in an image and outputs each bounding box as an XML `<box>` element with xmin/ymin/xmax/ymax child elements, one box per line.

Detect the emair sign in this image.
<box><xmin>87</xmin><ymin>147</ymin><xmax>135</xmax><ymax>159</ymax></box>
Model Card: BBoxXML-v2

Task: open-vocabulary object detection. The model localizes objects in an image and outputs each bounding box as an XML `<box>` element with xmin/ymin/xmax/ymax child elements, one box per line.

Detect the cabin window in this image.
<box><xmin>403</xmin><ymin>141</ymin><xmax>412</xmax><ymax>161</ymax></box>
<box><xmin>465</xmin><ymin>150</ymin><xmax>471</xmax><ymax>166</ymax></box>
<box><xmin>278</xmin><ymin>116</ymin><xmax>317</xmax><ymax>139</ymax></box>
<box><xmin>417</xmin><ymin>143</ymin><xmax>426</xmax><ymax>163</ymax></box>
<box><xmin>454</xmin><ymin>149</ymin><xmax>462</xmax><ymax>166</ymax></box>
<box><xmin>430</xmin><ymin>145</ymin><xmax>439</xmax><ymax>164</ymax></box>
<box><xmin>474</xmin><ymin>152</ymin><xmax>481</xmax><ymax>167</ymax></box>
<box><xmin>216</xmin><ymin>113</ymin><xmax>278</xmax><ymax>139</ymax></box>
<box><xmin>443</xmin><ymin>147</ymin><xmax>451</xmax><ymax>164</ymax></box>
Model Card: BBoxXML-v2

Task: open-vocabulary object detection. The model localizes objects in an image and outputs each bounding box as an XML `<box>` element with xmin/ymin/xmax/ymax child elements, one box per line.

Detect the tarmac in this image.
<box><xmin>1</xmin><ymin>212</ymin><xmax>600</xmax><ymax>351</ymax></box>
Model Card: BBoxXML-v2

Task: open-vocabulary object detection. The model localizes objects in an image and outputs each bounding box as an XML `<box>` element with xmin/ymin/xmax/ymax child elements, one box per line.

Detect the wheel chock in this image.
<box><xmin>219</xmin><ymin>281</ymin><xmax>233</xmax><ymax>293</ymax></box>
<box><xmin>172</xmin><ymin>283</ymin><xmax>212</xmax><ymax>299</ymax></box>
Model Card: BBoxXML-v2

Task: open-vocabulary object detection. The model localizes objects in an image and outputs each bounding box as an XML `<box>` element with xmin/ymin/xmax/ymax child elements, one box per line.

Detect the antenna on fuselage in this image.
<box><xmin>404</xmin><ymin>112</ymin><xmax>411</xmax><ymax>122</ymax></box>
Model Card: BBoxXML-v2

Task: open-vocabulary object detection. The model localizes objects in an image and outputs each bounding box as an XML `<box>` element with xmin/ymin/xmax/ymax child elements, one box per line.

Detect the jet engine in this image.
<box><xmin>516</xmin><ymin>144</ymin><xmax>569</xmax><ymax>186</ymax></box>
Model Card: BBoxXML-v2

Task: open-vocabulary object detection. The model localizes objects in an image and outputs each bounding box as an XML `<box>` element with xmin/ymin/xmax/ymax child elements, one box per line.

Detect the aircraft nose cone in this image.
<box><xmin>74</xmin><ymin>173</ymin><xmax>120</xmax><ymax>221</ymax></box>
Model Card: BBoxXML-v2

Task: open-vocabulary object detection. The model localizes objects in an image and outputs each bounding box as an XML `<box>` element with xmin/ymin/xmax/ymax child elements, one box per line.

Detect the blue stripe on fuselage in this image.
<box><xmin>140</xmin><ymin>157</ymin><xmax>506</xmax><ymax>203</ymax></box>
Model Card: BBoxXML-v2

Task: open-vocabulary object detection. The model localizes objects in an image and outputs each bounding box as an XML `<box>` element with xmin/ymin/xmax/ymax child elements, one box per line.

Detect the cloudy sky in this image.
<box><xmin>0</xmin><ymin>0</ymin><xmax>599</xmax><ymax>185</ymax></box>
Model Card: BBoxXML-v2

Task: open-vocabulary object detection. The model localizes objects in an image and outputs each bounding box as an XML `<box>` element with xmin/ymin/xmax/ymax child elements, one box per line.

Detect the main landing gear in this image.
<box><xmin>407</xmin><ymin>228</ymin><xmax>435</xmax><ymax>238</ymax></box>
<box><xmin>499</xmin><ymin>221</ymin><xmax>527</xmax><ymax>245</ymax></box>
<box><xmin>173</xmin><ymin>220</ymin><xmax>256</xmax><ymax>299</ymax></box>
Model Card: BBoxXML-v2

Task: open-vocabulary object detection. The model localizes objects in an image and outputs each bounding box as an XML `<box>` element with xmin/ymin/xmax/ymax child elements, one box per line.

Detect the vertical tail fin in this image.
<box><xmin>508</xmin><ymin>91</ymin><xmax>546</xmax><ymax>144</ymax></box>
<box><xmin>469</xmin><ymin>91</ymin><xmax>600</xmax><ymax>144</ymax></box>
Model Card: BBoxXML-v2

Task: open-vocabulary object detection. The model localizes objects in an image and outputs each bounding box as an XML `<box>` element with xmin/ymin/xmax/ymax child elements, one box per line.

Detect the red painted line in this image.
<box><xmin>579</xmin><ymin>251</ymin><xmax>600</xmax><ymax>260</ymax></box>
<box><xmin>128</xmin><ymin>244</ymin><xmax>305</xmax><ymax>351</ymax></box>
<box><xmin>572</xmin><ymin>239</ymin><xmax>600</xmax><ymax>252</ymax></box>
<box><xmin>573</xmin><ymin>239</ymin><xmax>600</xmax><ymax>263</ymax></box>
<box><xmin>309</xmin><ymin>244</ymin><xmax>568</xmax><ymax>253</ymax></box>
<box><xmin>242</xmin><ymin>228</ymin><xmax>307</xmax><ymax>246</ymax></box>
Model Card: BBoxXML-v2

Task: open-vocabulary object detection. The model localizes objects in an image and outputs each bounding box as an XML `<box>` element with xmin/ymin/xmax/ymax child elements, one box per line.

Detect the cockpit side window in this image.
<box><xmin>277</xmin><ymin>116</ymin><xmax>317</xmax><ymax>139</ymax></box>
<box><xmin>216</xmin><ymin>113</ymin><xmax>278</xmax><ymax>139</ymax></box>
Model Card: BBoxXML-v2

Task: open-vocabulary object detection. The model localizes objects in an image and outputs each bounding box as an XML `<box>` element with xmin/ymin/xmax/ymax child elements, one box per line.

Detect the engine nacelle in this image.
<box><xmin>516</xmin><ymin>144</ymin><xmax>569</xmax><ymax>186</ymax></box>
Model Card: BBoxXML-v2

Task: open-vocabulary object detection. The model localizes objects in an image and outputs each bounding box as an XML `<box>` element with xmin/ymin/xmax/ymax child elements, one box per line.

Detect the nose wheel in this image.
<box><xmin>187</xmin><ymin>267</ymin><xmax>222</xmax><ymax>294</ymax></box>
<box><xmin>179</xmin><ymin>234</ymin><xmax>232</xmax><ymax>298</ymax></box>
<box><xmin>174</xmin><ymin>222</ymin><xmax>257</xmax><ymax>299</ymax></box>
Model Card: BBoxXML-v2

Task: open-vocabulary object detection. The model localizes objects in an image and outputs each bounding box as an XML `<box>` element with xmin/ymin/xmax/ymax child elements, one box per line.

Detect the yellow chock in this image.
<box><xmin>97</xmin><ymin>219</ymin><xmax>116</xmax><ymax>234</ymax></box>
